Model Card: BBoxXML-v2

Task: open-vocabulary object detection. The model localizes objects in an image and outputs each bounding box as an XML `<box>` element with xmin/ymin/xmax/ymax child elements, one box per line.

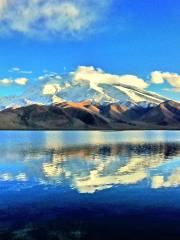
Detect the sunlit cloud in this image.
<box><xmin>151</xmin><ymin>71</ymin><xmax>180</xmax><ymax>92</ymax></box>
<box><xmin>0</xmin><ymin>77</ymin><xmax>28</xmax><ymax>86</ymax></box>
<box><xmin>0</xmin><ymin>0</ymin><xmax>112</xmax><ymax>38</ymax></box>
<box><xmin>15</xmin><ymin>77</ymin><xmax>28</xmax><ymax>85</ymax></box>
<box><xmin>151</xmin><ymin>71</ymin><xmax>164</xmax><ymax>84</ymax></box>
<box><xmin>43</xmin><ymin>83</ymin><xmax>61</xmax><ymax>95</ymax></box>
<box><xmin>0</xmin><ymin>78</ymin><xmax>13</xmax><ymax>85</ymax></box>
<box><xmin>72</xmin><ymin>66</ymin><xmax>148</xmax><ymax>89</ymax></box>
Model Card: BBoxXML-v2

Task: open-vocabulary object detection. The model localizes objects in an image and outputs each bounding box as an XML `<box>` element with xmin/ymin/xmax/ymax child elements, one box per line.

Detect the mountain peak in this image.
<box><xmin>0</xmin><ymin>72</ymin><xmax>170</xmax><ymax>111</ymax></box>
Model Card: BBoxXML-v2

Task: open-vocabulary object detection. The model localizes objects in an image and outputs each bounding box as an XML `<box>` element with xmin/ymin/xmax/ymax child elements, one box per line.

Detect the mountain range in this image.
<box><xmin>0</xmin><ymin>76</ymin><xmax>179</xmax><ymax>130</ymax></box>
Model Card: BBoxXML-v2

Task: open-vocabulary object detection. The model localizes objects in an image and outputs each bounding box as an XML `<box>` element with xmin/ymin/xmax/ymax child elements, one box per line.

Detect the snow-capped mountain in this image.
<box><xmin>0</xmin><ymin>73</ymin><xmax>168</xmax><ymax>111</ymax></box>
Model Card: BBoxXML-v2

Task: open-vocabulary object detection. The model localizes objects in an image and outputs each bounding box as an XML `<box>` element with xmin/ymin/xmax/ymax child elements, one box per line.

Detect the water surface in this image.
<box><xmin>0</xmin><ymin>131</ymin><xmax>180</xmax><ymax>240</ymax></box>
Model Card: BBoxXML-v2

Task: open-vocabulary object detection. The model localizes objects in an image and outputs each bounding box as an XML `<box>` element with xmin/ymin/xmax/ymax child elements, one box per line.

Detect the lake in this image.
<box><xmin>0</xmin><ymin>131</ymin><xmax>179</xmax><ymax>240</ymax></box>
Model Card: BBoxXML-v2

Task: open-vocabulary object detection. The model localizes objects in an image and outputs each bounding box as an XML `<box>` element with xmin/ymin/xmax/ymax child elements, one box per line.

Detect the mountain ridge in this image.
<box><xmin>0</xmin><ymin>100</ymin><xmax>179</xmax><ymax>130</ymax></box>
<box><xmin>0</xmin><ymin>79</ymin><xmax>170</xmax><ymax>110</ymax></box>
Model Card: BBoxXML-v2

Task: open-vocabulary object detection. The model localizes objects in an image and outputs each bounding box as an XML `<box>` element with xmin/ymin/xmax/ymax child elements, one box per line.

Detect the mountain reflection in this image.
<box><xmin>42</xmin><ymin>143</ymin><xmax>180</xmax><ymax>193</ymax></box>
<box><xmin>0</xmin><ymin>137</ymin><xmax>179</xmax><ymax>193</ymax></box>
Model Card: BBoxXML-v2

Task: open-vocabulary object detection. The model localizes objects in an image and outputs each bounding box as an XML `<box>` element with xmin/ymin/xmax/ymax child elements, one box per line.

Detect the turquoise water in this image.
<box><xmin>0</xmin><ymin>131</ymin><xmax>179</xmax><ymax>239</ymax></box>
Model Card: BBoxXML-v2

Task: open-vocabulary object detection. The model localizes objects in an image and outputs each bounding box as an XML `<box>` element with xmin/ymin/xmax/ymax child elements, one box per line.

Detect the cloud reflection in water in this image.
<box><xmin>0</xmin><ymin>131</ymin><xmax>179</xmax><ymax>193</ymax></box>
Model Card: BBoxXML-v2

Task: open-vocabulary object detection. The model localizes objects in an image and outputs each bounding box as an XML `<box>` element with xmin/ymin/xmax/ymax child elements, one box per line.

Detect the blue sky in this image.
<box><xmin>0</xmin><ymin>0</ymin><xmax>179</xmax><ymax>100</ymax></box>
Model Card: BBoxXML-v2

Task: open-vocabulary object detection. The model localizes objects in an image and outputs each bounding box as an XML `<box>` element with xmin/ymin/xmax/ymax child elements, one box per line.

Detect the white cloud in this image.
<box><xmin>162</xmin><ymin>72</ymin><xmax>180</xmax><ymax>88</ymax></box>
<box><xmin>151</xmin><ymin>71</ymin><xmax>164</xmax><ymax>84</ymax></box>
<box><xmin>43</xmin><ymin>83</ymin><xmax>61</xmax><ymax>95</ymax></box>
<box><xmin>0</xmin><ymin>0</ymin><xmax>112</xmax><ymax>38</ymax></box>
<box><xmin>151</xmin><ymin>71</ymin><xmax>180</xmax><ymax>90</ymax></box>
<box><xmin>9</xmin><ymin>67</ymin><xmax>32</xmax><ymax>74</ymax></box>
<box><xmin>38</xmin><ymin>73</ymin><xmax>62</xmax><ymax>81</ymax></box>
<box><xmin>0</xmin><ymin>78</ymin><xmax>13</xmax><ymax>85</ymax></box>
<box><xmin>72</xmin><ymin>66</ymin><xmax>148</xmax><ymax>89</ymax></box>
<box><xmin>11</xmin><ymin>67</ymin><xmax>21</xmax><ymax>72</ymax></box>
<box><xmin>15</xmin><ymin>77</ymin><xmax>28</xmax><ymax>85</ymax></box>
<box><xmin>0</xmin><ymin>77</ymin><xmax>28</xmax><ymax>86</ymax></box>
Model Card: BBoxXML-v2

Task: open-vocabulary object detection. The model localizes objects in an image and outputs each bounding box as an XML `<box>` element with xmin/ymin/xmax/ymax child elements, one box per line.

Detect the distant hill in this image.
<box><xmin>0</xmin><ymin>100</ymin><xmax>179</xmax><ymax>130</ymax></box>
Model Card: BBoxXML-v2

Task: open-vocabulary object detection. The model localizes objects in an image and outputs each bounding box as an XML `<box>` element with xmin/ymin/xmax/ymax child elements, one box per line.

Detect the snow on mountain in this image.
<box><xmin>56</xmin><ymin>80</ymin><xmax>168</xmax><ymax>106</ymax></box>
<box><xmin>0</xmin><ymin>68</ymin><xmax>169</xmax><ymax>111</ymax></box>
<box><xmin>0</xmin><ymin>96</ymin><xmax>35</xmax><ymax>110</ymax></box>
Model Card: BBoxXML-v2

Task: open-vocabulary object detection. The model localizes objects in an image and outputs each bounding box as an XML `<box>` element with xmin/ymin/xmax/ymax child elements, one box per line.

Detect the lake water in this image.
<box><xmin>0</xmin><ymin>131</ymin><xmax>179</xmax><ymax>240</ymax></box>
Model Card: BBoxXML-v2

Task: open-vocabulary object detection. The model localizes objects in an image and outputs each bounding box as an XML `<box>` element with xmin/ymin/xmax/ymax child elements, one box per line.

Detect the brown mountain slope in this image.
<box><xmin>140</xmin><ymin>101</ymin><xmax>180</xmax><ymax>126</ymax></box>
<box><xmin>0</xmin><ymin>100</ymin><xmax>179</xmax><ymax>130</ymax></box>
<box><xmin>0</xmin><ymin>103</ymin><xmax>110</xmax><ymax>130</ymax></box>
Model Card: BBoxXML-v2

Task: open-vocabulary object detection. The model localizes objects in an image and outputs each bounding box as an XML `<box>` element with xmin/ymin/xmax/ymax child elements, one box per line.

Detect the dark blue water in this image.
<box><xmin>0</xmin><ymin>131</ymin><xmax>179</xmax><ymax>240</ymax></box>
